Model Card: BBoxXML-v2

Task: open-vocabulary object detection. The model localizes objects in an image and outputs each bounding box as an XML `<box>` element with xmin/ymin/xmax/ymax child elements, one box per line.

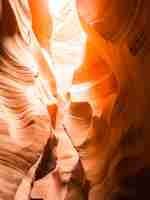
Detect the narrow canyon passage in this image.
<box><xmin>0</xmin><ymin>0</ymin><xmax>150</xmax><ymax>200</ymax></box>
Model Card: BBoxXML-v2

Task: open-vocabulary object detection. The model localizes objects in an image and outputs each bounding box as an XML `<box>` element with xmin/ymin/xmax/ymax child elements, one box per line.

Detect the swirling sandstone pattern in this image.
<box><xmin>0</xmin><ymin>0</ymin><xmax>52</xmax><ymax>199</ymax></box>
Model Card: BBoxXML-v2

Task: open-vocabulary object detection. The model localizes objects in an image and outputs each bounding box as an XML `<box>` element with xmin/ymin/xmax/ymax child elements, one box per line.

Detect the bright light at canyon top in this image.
<box><xmin>50</xmin><ymin>0</ymin><xmax>63</xmax><ymax>16</ymax></box>
<box><xmin>48</xmin><ymin>0</ymin><xmax>86</xmax><ymax>97</ymax></box>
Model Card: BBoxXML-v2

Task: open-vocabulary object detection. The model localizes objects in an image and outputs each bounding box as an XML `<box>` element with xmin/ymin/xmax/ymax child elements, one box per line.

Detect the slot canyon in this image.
<box><xmin>0</xmin><ymin>0</ymin><xmax>150</xmax><ymax>199</ymax></box>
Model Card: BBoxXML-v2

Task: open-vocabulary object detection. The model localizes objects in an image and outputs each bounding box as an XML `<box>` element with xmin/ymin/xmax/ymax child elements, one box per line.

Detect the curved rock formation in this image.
<box><xmin>1</xmin><ymin>0</ymin><xmax>150</xmax><ymax>199</ymax></box>
<box><xmin>0</xmin><ymin>0</ymin><xmax>56</xmax><ymax>199</ymax></box>
<box><xmin>61</xmin><ymin>0</ymin><xmax>150</xmax><ymax>199</ymax></box>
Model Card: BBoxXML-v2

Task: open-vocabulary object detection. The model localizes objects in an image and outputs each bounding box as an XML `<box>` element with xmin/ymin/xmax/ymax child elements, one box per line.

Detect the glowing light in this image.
<box><xmin>48</xmin><ymin>0</ymin><xmax>86</xmax><ymax>97</ymax></box>
<box><xmin>69</xmin><ymin>82</ymin><xmax>91</xmax><ymax>102</ymax></box>
<box><xmin>49</xmin><ymin>0</ymin><xmax>67</xmax><ymax>16</ymax></box>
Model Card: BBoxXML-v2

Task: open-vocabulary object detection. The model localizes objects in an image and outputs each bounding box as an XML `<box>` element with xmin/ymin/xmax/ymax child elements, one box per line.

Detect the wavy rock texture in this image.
<box><xmin>0</xmin><ymin>0</ymin><xmax>53</xmax><ymax>199</ymax></box>
<box><xmin>27</xmin><ymin>0</ymin><xmax>150</xmax><ymax>199</ymax></box>
<box><xmin>70</xmin><ymin>0</ymin><xmax>150</xmax><ymax>199</ymax></box>
<box><xmin>1</xmin><ymin>0</ymin><xmax>150</xmax><ymax>200</ymax></box>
